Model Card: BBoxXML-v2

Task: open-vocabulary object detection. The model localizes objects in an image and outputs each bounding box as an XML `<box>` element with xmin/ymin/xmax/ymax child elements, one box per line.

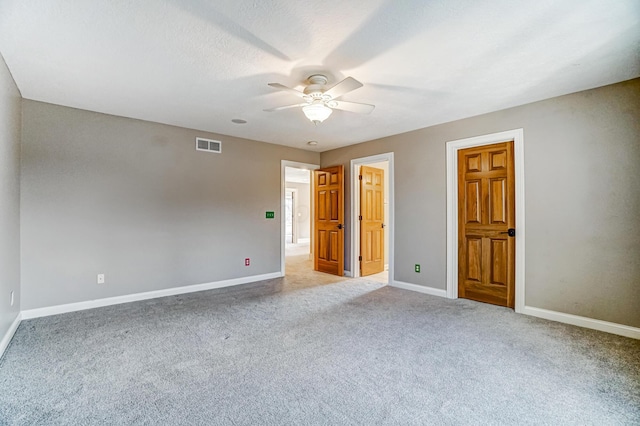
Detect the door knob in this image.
<box><xmin>500</xmin><ymin>228</ymin><xmax>516</xmax><ymax>237</ymax></box>
<box><xmin>337</xmin><ymin>224</ymin><xmax>343</xmax><ymax>229</ymax></box>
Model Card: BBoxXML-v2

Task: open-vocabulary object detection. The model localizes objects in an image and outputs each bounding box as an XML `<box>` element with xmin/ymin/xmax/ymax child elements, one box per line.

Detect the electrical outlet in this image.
<box><xmin>10</xmin><ymin>291</ymin><xmax>14</xmax><ymax>306</ymax></box>
<box><xmin>415</xmin><ymin>264</ymin><xmax>421</xmax><ymax>273</ymax></box>
<box><xmin>97</xmin><ymin>274</ymin><xmax>105</xmax><ymax>284</ymax></box>
<box><xmin>245</xmin><ymin>258</ymin><xmax>250</xmax><ymax>266</ymax></box>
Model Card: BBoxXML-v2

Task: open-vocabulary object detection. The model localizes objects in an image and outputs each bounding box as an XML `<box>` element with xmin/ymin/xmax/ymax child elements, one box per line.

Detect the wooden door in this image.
<box><xmin>314</xmin><ymin>165</ymin><xmax>344</xmax><ymax>276</ymax></box>
<box><xmin>458</xmin><ymin>142</ymin><xmax>515</xmax><ymax>308</ymax></box>
<box><xmin>360</xmin><ymin>165</ymin><xmax>385</xmax><ymax>276</ymax></box>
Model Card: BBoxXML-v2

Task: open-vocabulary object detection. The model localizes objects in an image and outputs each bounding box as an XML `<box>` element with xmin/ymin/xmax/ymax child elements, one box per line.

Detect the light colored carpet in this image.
<box><xmin>1</xmin><ymin>257</ymin><xmax>639</xmax><ymax>425</ymax></box>
<box><xmin>286</xmin><ymin>242</ymin><xmax>387</xmax><ymax>283</ymax></box>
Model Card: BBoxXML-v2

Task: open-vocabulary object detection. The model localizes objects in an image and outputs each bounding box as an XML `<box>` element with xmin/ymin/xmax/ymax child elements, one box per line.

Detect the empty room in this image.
<box><xmin>1</xmin><ymin>1</ymin><xmax>639</xmax><ymax>424</ymax></box>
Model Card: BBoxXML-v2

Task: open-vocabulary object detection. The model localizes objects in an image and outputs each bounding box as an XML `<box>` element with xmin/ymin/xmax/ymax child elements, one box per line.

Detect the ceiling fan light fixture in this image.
<box><xmin>302</xmin><ymin>103</ymin><xmax>332</xmax><ymax>124</ymax></box>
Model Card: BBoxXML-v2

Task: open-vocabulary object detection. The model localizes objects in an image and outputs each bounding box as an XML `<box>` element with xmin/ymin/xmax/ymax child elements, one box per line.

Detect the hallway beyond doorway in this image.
<box><xmin>285</xmin><ymin>241</ymin><xmax>387</xmax><ymax>285</ymax></box>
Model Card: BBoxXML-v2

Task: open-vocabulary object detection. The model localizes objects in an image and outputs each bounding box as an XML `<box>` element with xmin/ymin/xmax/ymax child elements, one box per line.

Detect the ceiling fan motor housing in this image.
<box><xmin>303</xmin><ymin>74</ymin><xmax>331</xmax><ymax>102</ymax></box>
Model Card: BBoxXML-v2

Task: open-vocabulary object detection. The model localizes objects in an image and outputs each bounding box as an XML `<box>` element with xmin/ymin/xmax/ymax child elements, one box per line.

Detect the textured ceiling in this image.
<box><xmin>285</xmin><ymin>167</ymin><xmax>311</xmax><ymax>184</ymax></box>
<box><xmin>1</xmin><ymin>0</ymin><xmax>638</xmax><ymax>152</ymax></box>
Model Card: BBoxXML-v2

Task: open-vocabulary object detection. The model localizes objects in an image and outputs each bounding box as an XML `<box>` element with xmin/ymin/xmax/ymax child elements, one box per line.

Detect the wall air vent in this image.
<box><xmin>195</xmin><ymin>137</ymin><xmax>222</xmax><ymax>153</ymax></box>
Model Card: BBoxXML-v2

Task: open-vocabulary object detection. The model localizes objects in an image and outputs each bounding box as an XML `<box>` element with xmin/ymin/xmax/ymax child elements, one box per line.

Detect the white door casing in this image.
<box><xmin>446</xmin><ymin>129</ymin><xmax>525</xmax><ymax>313</ymax></box>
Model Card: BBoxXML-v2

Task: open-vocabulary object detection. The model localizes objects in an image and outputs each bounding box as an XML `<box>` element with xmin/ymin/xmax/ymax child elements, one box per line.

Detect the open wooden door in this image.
<box><xmin>360</xmin><ymin>165</ymin><xmax>385</xmax><ymax>276</ymax></box>
<box><xmin>314</xmin><ymin>165</ymin><xmax>344</xmax><ymax>276</ymax></box>
<box><xmin>458</xmin><ymin>142</ymin><xmax>515</xmax><ymax>308</ymax></box>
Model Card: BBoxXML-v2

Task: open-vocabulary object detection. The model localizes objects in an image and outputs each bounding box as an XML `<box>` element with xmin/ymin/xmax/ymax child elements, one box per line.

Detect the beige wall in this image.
<box><xmin>321</xmin><ymin>78</ymin><xmax>640</xmax><ymax>328</ymax></box>
<box><xmin>20</xmin><ymin>100</ymin><xmax>319</xmax><ymax>310</ymax></box>
<box><xmin>0</xmin><ymin>52</ymin><xmax>21</xmax><ymax>339</ymax></box>
<box><xmin>10</xmin><ymin>73</ymin><xmax>640</xmax><ymax>329</ymax></box>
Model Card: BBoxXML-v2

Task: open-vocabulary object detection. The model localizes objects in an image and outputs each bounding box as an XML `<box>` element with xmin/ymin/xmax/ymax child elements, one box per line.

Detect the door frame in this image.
<box><xmin>350</xmin><ymin>152</ymin><xmax>394</xmax><ymax>282</ymax></box>
<box><xmin>281</xmin><ymin>160</ymin><xmax>320</xmax><ymax>276</ymax></box>
<box><xmin>446</xmin><ymin>129</ymin><xmax>525</xmax><ymax>313</ymax></box>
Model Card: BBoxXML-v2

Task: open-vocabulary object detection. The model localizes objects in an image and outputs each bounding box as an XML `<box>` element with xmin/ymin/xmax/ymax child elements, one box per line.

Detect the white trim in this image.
<box><xmin>522</xmin><ymin>306</ymin><xmax>640</xmax><ymax>340</ymax></box>
<box><xmin>350</xmin><ymin>153</ymin><xmax>394</xmax><ymax>284</ymax></box>
<box><xmin>446</xmin><ymin>129</ymin><xmax>525</xmax><ymax>313</ymax></box>
<box><xmin>390</xmin><ymin>280</ymin><xmax>447</xmax><ymax>298</ymax></box>
<box><xmin>21</xmin><ymin>272</ymin><xmax>282</xmax><ymax>320</ymax></box>
<box><xmin>343</xmin><ymin>270</ymin><xmax>352</xmax><ymax>278</ymax></box>
<box><xmin>12</xmin><ymin>281</ymin><xmax>638</xmax><ymax>345</ymax></box>
<box><xmin>385</xmin><ymin>279</ymin><xmax>639</xmax><ymax>339</ymax></box>
<box><xmin>0</xmin><ymin>313</ymin><xmax>22</xmax><ymax>359</ymax></box>
<box><xmin>281</xmin><ymin>161</ymin><xmax>320</xmax><ymax>276</ymax></box>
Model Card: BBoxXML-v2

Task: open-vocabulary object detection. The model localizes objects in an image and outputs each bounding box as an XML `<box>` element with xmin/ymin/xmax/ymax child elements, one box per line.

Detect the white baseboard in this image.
<box><xmin>21</xmin><ymin>272</ymin><xmax>283</xmax><ymax>320</ymax></box>
<box><xmin>390</xmin><ymin>280</ymin><xmax>448</xmax><ymax>298</ymax></box>
<box><xmin>0</xmin><ymin>312</ymin><xmax>22</xmax><ymax>359</ymax></box>
<box><xmin>343</xmin><ymin>270</ymin><xmax>353</xmax><ymax>278</ymax></box>
<box><xmin>522</xmin><ymin>306</ymin><xmax>640</xmax><ymax>340</ymax></box>
<box><xmin>14</xmin><ymin>272</ymin><xmax>638</xmax><ymax>345</ymax></box>
<box><xmin>389</xmin><ymin>283</ymin><xmax>638</xmax><ymax>339</ymax></box>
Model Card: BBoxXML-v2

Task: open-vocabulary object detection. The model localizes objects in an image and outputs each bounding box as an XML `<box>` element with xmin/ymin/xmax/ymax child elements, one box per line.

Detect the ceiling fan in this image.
<box><xmin>264</xmin><ymin>74</ymin><xmax>375</xmax><ymax>124</ymax></box>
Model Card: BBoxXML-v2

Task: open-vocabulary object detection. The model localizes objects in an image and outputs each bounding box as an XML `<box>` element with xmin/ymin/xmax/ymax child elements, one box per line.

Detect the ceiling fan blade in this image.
<box><xmin>268</xmin><ymin>83</ymin><xmax>306</xmax><ymax>98</ymax></box>
<box><xmin>324</xmin><ymin>77</ymin><xmax>363</xmax><ymax>99</ymax></box>
<box><xmin>331</xmin><ymin>100</ymin><xmax>375</xmax><ymax>114</ymax></box>
<box><xmin>263</xmin><ymin>103</ymin><xmax>308</xmax><ymax>112</ymax></box>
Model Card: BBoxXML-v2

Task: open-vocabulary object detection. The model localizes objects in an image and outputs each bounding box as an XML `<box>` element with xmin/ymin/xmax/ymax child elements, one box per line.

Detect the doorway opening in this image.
<box><xmin>457</xmin><ymin>141</ymin><xmax>515</xmax><ymax>308</ymax></box>
<box><xmin>285</xmin><ymin>188</ymin><xmax>297</xmax><ymax>244</ymax></box>
<box><xmin>350</xmin><ymin>153</ymin><xmax>394</xmax><ymax>285</ymax></box>
<box><xmin>281</xmin><ymin>161</ymin><xmax>319</xmax><ymax>276</ymax></box>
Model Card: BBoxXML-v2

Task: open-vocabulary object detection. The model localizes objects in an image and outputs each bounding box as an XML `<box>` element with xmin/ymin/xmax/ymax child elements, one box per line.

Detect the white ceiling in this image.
<box><xmin>285</xmin><ymin>167</ymin><xmax>310</xmax><ymax>184</ymax></box>
<box><xmin>1</xmin><ymin>0</ymin><xmax>638</xmax><ymax>152</ymax></box>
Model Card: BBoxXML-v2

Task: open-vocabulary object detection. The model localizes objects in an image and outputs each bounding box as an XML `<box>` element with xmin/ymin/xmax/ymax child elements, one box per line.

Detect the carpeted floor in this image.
<box><xmin>1</xmin><ymin>254</ymin><xmax>639</xmax><ymax>425</ymax></box>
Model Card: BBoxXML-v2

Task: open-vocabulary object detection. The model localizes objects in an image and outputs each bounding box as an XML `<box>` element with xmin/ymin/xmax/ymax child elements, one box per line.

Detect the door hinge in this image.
<box><xmin>359</xmin><ymin>175</ymin><xmax>363</xmax><ymax>180</ymax></box>
<box><xmin>359</xmin><ymin>215</ymin><xmax>362</xmax><ymax>221</ymax></box>
<box><xmin>358</xmin><ymin>256</ymin><xmax>362</xmax><ymax>261</ymax></box>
